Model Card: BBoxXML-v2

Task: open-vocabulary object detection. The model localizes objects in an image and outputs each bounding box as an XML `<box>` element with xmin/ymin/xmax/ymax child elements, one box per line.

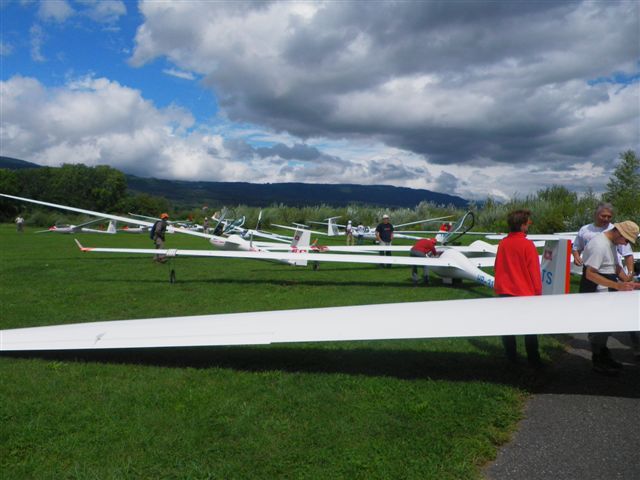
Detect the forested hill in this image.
<box><xmin>126</xmin><ymin>176</ymin><xmax>468</xmax><ymax>208</ymax></box>
<box><xmin>0</xmin><ymin>156</ymin><xmax>42</xmax><ymax>170</ymax></box>
<box><xmin>0</xmin><ymin>156</ymin><xmax>468</xmax><ymax>208</ymax></box>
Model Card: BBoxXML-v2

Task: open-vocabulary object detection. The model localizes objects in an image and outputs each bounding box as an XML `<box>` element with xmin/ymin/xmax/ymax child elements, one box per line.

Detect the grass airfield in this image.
<box><xmin>0</xmin><ymin>224</ymin><xmax>565</xmax><ymax>479</ymax></box>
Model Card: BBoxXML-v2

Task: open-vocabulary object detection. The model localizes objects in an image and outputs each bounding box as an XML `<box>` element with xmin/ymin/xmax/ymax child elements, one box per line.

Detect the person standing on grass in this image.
<box><xmin>15</xmin><ymin>215</ymin><xmax>24</xmax><ymax>232</ymax></box>
<box><xmin>375</xmin><ymin>214</ymin><xmax>394</xmax><ymax>268</ymax></box>
<box><xmin>346</xmin><ymin>220</ymin><xmax>354</xmax><ymax>246</ymax></box>
<box><xmin>494</xmin><ymin>209</ymin><xmax>544</xmax><ymax>369</ymax></box>
<box><xmin>572</xmin><ymin>202</ymin><xmax>638</xmax><ymax>357</ymax></box>
<box><xmin>409</xmin><ymin>237</ymin><xmax>439</xmax><ymax>286</ymax></box>
<box><xmin>152</xmin><ymin>213</ymin><xmax>169</xmax><ymax>263</ymax></box>
<box><xmin>579</xmin><ymin>221</ymin><xmax>639</xmax><ymax>375</ymax></box>
<box><xmin>356</xmin><ymin>222</ymin><xmax>365</xmax><ymax>245</ymax></box>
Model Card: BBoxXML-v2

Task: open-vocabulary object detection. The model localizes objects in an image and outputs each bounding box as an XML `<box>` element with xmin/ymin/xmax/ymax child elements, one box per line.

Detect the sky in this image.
<box><xmin>1</xmin><ymin>0</ymin><xmax>638</xmax><ymax>201</ymax></box>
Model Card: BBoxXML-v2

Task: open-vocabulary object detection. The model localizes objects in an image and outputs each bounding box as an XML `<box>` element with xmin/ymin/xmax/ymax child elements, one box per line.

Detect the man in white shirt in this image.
<box><xmin>573</xmin><ymin>203</ymin><xmax>637</xmax><ymax>359</ymax></box>
<box><xmin>345</xmin><ymin>220</ymin><xmax>354</xmax><ymax>246</ymax></box>
<box><xmin>15</xmin><ymin>215</ymin><xmax>24</xmax><ymax>232</ymax></box>
<box><xmin>356</xmin><ymin>223</ymin><xmax>365</xmax><ymax>245</ymax></box>
<box><xmin>579</xmin><ymin>221</ymin><xmax>639</xmax><ymax>374</ymax></box>
<box><xmin>573</xmin><ymin>202</ymin><xmax>634</xmax><ymax>280</ymax></box>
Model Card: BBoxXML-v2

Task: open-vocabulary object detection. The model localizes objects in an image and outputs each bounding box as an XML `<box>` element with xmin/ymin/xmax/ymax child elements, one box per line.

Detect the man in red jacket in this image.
<box><xmin>409</xmin><ymin>237</ymin><xmax>439</xmax><ymax>285</ymax></box>
<box><xmin>494</xmin><ymin>209</ymin><xmax>543</xmax><ymax>368</ymax></box>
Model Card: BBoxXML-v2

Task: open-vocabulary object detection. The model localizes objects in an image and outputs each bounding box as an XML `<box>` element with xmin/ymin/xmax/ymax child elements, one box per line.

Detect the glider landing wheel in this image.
<box><xmin>312</xmin><ymin>262</ymin><xmax>320</xmax><ymax>271</ymax></box>
<box><xmin>169</xmin><ymin>269</ymin><xmax>176</xmax><ymax>284</ymax></box>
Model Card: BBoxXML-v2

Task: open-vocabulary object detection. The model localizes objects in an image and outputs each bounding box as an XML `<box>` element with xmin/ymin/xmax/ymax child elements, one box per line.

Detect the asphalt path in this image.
<box><xmin>484</xmin><ymin>333</ymin><xmax>640</xmax><ymax>479</ymax></box>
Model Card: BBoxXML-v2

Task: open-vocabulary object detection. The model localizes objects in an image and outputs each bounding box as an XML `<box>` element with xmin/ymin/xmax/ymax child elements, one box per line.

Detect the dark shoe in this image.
<box><xmin>423</xmin><ymin>278</ymin><xmax>430</xmax><ymax>286</ymax></box>
<box><xmin>603</xmin><ymin>356</ymin><xmax>623</xmax><ymax>370</ymax></box>
<box><xmin>505</xmin><ymin>354</ymin><xmax>519</xmax><ymax>365</ymax></box>
<box><xmin>600</xmin><ymin>347</ymin><xmax>623</xmax><ymax>369</ymax></box>
<box><xmin>528</xmin><ymin>360</ymin><xmax>548</xmax><ymax>372</ymax></box>
<box><xmin>592</xmin><ymin>354</ymin><xmax>620</xmax><ymax>376</ymax></box>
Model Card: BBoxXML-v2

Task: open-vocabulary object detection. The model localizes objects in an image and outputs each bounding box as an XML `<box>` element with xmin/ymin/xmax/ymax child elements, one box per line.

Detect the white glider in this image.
<box><xmin>36</xmin><ymin>218</ymin><xmax>116</xmax><ymax>234</ymax></box>
<box><xmin>0</xmin><ymin>193</ymin><xmax>309</xmax><ymax>256</ymax></box>
<box><xmin>74</xmin><ymin>238</ymin><xmax>497</xmax><ymax>288</ymax></box>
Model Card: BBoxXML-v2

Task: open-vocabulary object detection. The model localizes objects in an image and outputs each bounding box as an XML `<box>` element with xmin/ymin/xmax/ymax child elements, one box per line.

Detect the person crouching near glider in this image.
<box><xmin>152</xmin><ymin>213</ymin><xmax>169</xmax><ymax>263</ymax></box>
<box><xmin>494</xmin><ymin>209</ymin><xmax>545</xmax><ymax>369</ymax></box>
<box><xmin>409</xmin><ymin>238</ymin><xmax>439</xmax><ymax>286</ymax></box>
<box><xmin>579</xmin><ymin>220</ymin><xmax>639</xmax><ymax>375</ymax></box>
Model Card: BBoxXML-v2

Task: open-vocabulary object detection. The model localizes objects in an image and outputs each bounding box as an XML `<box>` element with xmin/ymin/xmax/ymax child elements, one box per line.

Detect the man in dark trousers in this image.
<box><xmin>494</xmin><ymin>209</ymin><xmax>543</xmax><ymax>369</ymax></box>
<box><xmin>579</xmin><ymin>220</ymin><xmax>638</xmax><ymax>375</ymax></box>
<box><xmin>152</xmin><ymin>213</ymin><xmax>169</xmax><ymax>263</ymax></box>
<box><xmin>409</xmin><ymin>237</ymin><xmax>439</xmax><ymax>285</ymax></box>
<box><xmin>375</xmin><ymin>214</ymin><xmax>394</xmax><ymax>268</ymax></box>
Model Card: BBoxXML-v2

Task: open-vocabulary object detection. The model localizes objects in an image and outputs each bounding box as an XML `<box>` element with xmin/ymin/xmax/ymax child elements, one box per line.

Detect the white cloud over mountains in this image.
<box><xmin>1</xmin><ymin>1</ymin><xmax>638</xmax><ymax>200</ymax></box>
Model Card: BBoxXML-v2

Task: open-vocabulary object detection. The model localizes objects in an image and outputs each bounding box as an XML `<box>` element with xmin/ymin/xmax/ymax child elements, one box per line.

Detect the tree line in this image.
<box><xmin>1</xmin><ymin>151</ymin><xmax>638</xmax><ymax>235</ymax></box>
<box><xmin>0</xmin><ymin>163</ymin><xmax>170</xmax><ymax>223</ymax></box>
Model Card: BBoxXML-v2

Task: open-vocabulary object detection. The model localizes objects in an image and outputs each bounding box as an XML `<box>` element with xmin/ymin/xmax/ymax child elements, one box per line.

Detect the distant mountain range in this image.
<box><xmin>0</xmin><ymin>156</ymin><xmax>41</xmax><ymax>170</ymax></box>
<box><xmin>0</xmin><ymin>156</ymin><xmax>468</xmax><ymax>208</ymax></box>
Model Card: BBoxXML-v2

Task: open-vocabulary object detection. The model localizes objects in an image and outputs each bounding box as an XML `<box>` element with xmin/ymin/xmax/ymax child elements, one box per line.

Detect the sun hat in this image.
<box><xmin>614</xmin><ymin>221</ymin><xmax>639</xmax><ymax>244</ymax></box>
<box><xmin>382</xmin><ymin>214</ymin><xmax>389</xmax><ymax>219</ymax></box>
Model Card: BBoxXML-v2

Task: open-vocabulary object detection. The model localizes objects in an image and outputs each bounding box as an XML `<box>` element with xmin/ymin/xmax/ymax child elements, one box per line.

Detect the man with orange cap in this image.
<box><xmin>152</xmin><ymin>213</ymin><xmax>169</xmax><ymax>263</ymax></box>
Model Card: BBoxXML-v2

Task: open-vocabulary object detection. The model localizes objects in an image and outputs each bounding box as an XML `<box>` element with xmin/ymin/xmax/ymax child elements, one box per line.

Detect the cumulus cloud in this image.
<box><xmin>1</xmin><ymin>75</ymin><xmax>239</xmax><ymax>180</ymax></box>
<box><xmin>78</xmin><ymin>0</ymin><xmax>127</xmax><ymax>24</ymax></box>
<box><xmin>35</xmin><ymin>0</ymin><xmax>126</xmax><ymax>24</ymax></box>
<box><xmin>127</xmin><ymin>0</ymin><xmax>639</xmax><ymax>197</ymax></box>
<box><xmin>162</xmin><ymin>68</ymin><xmax>195</xmax><ymax>81</ymax></box>
<box><xmin>2</xmin><ymin>73</ymin><xmax>619</xmax><ymax>200</ymax></box>
<box><xmin>1</xmin><ymin>74</ymin><xmax>373</xmax><ymax>186</ymax></box>
<box><xmin>434</xmin><ymin>172</ymin><xmax>459</xmax><ymax>193</ymax></box>
<box><xmin>37</xmin><ymin>0</ymin><xmax>74</xmax><ymax>23</ymax></box>
<box><xmin>3</xmin><ymin>1</ymin><xmax>638</xmax><ymax>201</ymax></box>
<box><xmin>29</xmin><ymin>24</ymin><xmax>46</xmax><ymax>62</ymax></box>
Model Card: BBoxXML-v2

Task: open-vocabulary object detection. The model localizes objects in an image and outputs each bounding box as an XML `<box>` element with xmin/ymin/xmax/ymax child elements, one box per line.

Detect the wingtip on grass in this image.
<box><xmin>74</xmin><ymin>238</ymin><xmax>90</xmax><ymax>252</ymax></box>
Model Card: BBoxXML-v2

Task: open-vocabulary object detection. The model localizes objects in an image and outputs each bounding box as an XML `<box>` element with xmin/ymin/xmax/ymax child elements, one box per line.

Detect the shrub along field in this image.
<box><xmin>0</xmin><ymin>224</ymin><xmax>565</xmax><ymax>479</ymax></box>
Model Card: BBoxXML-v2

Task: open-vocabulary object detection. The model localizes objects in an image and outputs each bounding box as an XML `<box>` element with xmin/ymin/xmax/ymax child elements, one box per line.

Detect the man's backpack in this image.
<box><xmin>150</xmin><ymin>221</ymin><xmax>160</xmax><ymax>240</ymax></box>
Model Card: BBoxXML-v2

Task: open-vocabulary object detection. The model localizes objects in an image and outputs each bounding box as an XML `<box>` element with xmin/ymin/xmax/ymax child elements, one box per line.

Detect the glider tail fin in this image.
<box><xmin>541</xmin><ymin>239</ymin><xmax>572</xmax><ymax>295</ymax></box>
<box><xmin>328</xmin><ymin>217</ymin><xmax>340</xmax><ymax>236</ymax></box>
<box><xmin>290</xmin><ymin>228</ymin><xmax>311</xmax><ymax>266</ymax></box>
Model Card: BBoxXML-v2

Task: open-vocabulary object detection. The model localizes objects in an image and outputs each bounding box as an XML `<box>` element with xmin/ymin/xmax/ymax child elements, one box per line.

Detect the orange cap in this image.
<box><xmin>160</xmin><ymin>213</ymin><xmax>169</xmax><ymax>219</ymax></box>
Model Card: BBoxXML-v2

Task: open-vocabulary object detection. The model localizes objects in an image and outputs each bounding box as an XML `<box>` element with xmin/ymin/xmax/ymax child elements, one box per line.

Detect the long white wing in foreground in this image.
<box><xmin>1</xmin><ymin>292</ymin><xmax>638</xmax><ymax>351</ymax></box>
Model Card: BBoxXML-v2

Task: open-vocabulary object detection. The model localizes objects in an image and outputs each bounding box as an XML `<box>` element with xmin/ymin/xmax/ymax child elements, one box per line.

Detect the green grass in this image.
<box><xmin>0</xmin><ymin>225</ymin><xmax>563</xmax><ymax>479</ymax></box>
